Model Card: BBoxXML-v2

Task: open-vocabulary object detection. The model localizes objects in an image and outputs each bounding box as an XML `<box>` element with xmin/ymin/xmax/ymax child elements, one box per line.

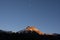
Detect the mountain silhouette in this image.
<box><xmin>0</xmin><ymin>26</ymin><xmax>60</xmax><ymax>40</ymax></box>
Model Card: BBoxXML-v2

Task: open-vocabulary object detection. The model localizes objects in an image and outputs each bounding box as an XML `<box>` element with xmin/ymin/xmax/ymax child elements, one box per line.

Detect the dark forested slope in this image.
<box><xmin>0</xmin><ymin>26</ymin><xmax>60</xmax><ymax>40</ymax></box>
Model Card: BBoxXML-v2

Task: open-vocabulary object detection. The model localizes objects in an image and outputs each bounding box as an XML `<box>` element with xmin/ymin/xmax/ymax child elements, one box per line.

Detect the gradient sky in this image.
<box><xmin>0</xmin><ymin>0</ymin><xmax>60</xmax><ymax>33</ymax></box>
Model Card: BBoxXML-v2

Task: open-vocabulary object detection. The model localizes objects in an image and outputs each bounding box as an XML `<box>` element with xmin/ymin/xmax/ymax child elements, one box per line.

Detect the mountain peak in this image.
<box><xmin>25</xmin><ymin>26</ymin><xmax>44</xmax><ymax>35</ymax></box>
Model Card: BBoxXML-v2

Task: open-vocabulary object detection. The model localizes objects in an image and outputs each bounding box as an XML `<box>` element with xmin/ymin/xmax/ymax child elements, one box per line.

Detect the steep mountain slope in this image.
<box><xmin>25</xmin><ymin>26</ymin><xmax>44</xmax><ymax>35</ymax></box>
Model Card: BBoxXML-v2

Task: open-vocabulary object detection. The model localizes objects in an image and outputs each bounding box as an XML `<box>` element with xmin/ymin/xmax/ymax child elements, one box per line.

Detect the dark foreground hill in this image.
<box><xmin>0</xmin><ymin>26</ymin><xmax>60</xmax><ymax>40</ymax></box>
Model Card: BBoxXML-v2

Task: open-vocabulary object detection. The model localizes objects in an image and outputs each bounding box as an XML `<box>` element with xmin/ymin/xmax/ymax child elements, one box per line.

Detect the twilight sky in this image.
<box><xmin>0</xmin><ymin>0</ymin><xmax>60</xmax><ymax>33</ymax></box>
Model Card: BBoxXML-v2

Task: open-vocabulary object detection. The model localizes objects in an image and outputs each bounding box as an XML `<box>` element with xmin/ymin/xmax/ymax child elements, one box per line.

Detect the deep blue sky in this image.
<box><xmin>0</xmin><ymin>0</ymin><xmax>60</xmax><ymax>33</ymax></box>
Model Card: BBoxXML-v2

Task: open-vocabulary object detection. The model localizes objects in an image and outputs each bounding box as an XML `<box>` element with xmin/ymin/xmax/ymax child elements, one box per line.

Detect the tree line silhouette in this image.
<box><xmin>0</xmin><ymin>30</ymin><xmax>60</xmax><ymax>40</ymax></box>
